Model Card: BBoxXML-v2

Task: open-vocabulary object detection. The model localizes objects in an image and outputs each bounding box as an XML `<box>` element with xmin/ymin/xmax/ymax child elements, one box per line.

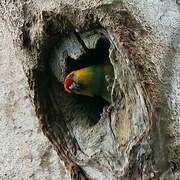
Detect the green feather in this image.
<box><xmin>73</xmin><ymin>63</ymin><xmax>113</xmax><ymax>103</ymax></box>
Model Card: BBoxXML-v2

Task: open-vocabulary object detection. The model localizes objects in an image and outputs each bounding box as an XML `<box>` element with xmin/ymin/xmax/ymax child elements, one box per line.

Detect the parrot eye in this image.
<box><xmin>69</xmin><ymin>73</ymin><xmax>75</xmax><ymax>79</ymax></box>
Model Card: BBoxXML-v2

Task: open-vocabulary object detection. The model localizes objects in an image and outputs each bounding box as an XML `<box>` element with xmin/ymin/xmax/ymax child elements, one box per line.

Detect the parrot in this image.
<box><xmin>64</xmin><ymin>63</ymin><xmax>114</xmax><ymax>103</ymax></box>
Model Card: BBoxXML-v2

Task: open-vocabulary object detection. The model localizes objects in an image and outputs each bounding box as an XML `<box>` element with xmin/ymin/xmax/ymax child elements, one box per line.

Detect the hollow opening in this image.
<box><xmin>25</xmin><ymin>6</ymin><xmax>153</xmax><ymax>178</ymax></box>
<box><xmin>46</xmin><ymin>29</ymin><xmax>113</xmax><ymax>126</ymax></box>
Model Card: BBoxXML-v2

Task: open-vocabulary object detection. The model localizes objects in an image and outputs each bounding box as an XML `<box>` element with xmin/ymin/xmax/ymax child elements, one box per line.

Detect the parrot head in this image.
<box><xmin>64</xmin><ymin>72</ymin><xmax>79</xmax><ymax>94</ymax></box>
<box><xmin>64</xmin><ymin>70</ymin><xmax>93</xmax><ymax>97</ymax></box>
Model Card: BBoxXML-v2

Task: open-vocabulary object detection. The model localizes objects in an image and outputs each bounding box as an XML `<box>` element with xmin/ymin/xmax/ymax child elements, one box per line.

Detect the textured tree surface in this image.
<box><xmin>0</xmin><ymin>0</ymin><xmax>179</xmax><ymax>179</ymax></box>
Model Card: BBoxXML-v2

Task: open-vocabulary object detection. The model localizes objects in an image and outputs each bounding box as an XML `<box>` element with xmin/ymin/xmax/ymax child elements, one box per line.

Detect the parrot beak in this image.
<box><xmin>69</xmin><ymin>82</ymin><xmax>80</xmax><ymax>91</ymax></box>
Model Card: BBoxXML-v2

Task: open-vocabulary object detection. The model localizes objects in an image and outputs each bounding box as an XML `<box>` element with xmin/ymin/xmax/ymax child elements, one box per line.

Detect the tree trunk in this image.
<box><xmin>0</xmin><ymin>0</ymin><xmax>179</xmax><ymax>179</ymax></box>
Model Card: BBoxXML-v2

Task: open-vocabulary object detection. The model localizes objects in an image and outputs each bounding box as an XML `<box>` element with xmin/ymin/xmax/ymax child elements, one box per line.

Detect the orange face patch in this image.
<box><xmin>64</xmin><ymin>74</ymin><xmax>74</xmax><ymax>93</ymax></box>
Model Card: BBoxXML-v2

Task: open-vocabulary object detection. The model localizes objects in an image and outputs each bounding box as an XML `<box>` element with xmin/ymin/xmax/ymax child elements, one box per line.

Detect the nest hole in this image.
<box><xmin>39</xmin><ymin>28</ymin><xmax>113</xmax><ymax>128</ymax></box>
<box><xmin>26</xmin><ymin>7</ymin><xmax>153</xmax><ymax>179</ymax></box>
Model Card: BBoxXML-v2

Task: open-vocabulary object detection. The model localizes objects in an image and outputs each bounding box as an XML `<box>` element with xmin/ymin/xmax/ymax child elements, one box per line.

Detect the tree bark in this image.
<box><xmin>0</xmin><ymin>0</ymin><xmax>179</xmax><ymax>179</ymax></box>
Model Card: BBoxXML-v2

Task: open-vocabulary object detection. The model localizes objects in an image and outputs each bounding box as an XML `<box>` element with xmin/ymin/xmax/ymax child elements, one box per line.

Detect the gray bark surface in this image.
<box><xmin>0</xmin><ymin>0</ymin><xmax>179</xmax><ymax>179</ymax></box>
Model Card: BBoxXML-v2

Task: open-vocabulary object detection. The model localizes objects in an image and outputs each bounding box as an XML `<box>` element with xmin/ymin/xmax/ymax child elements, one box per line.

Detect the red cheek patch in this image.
<box><xmin>64</xmin><ymin>74</ymin><xmax>74</xmax><ymax>93</ymax></box>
